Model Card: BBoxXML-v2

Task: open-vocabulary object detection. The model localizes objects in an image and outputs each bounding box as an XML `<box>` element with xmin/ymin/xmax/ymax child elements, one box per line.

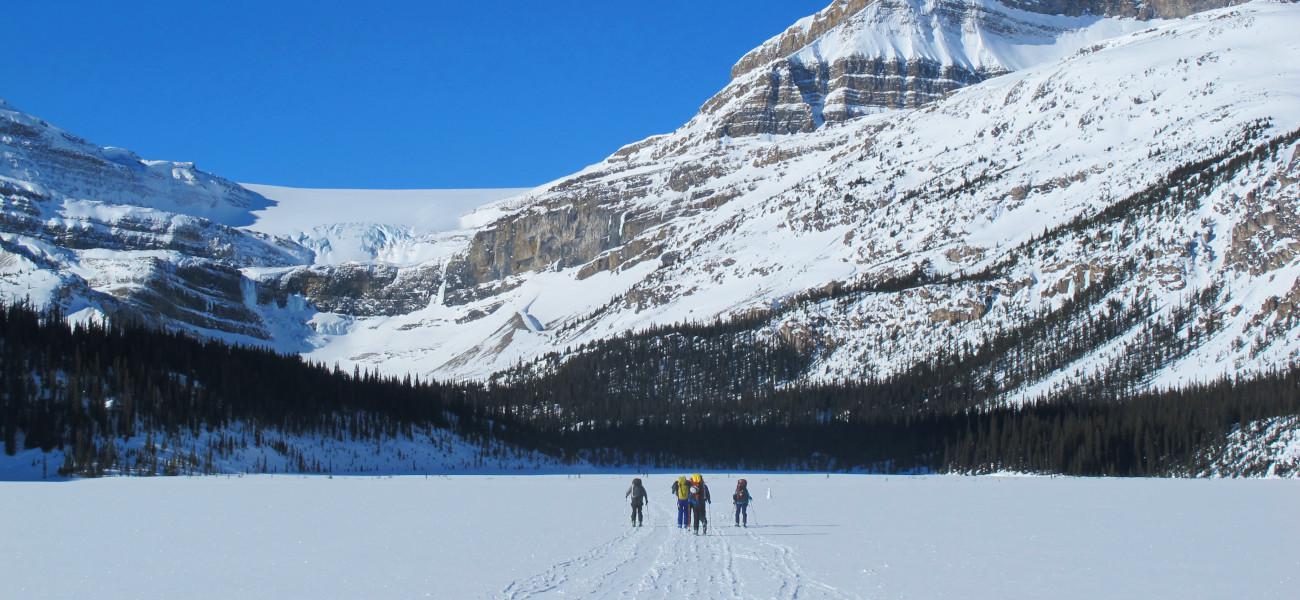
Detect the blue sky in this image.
<box><xmin>2</xmin><ymin>1</ymin><xmax>826</xmax><ymax>189</ymax></box>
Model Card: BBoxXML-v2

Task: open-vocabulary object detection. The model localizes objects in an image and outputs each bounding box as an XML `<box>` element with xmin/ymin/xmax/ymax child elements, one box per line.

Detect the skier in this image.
<box><xmin>732</xmin><ymin>478</ymin><xmax>753</xmax><ymax>527</ymax></box>
<box><xmin>688</xmin><ymin>473</ymin><xmax>711</xmax><ymax>535</ymax></box>
<box><xmin>671</xmin><ymin>475</ymin><xmax>691</xmax><ymax>529</ymax></box>
<box><xmin>626</xmin><ymin>477</ymin><xmax>648</xmax><ymax>527</ymax></box>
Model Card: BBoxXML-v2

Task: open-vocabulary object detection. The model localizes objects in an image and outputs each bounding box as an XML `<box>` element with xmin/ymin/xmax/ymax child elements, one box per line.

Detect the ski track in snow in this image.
<box><xmin>494</xmin><ymin>499</ymin><xmax>859</xmax><ymax>600</ymax></box>
<box><xmin>5</xmin><ymin>475</ymin><xmax>1297</xmax><ymax>598</ymax></box>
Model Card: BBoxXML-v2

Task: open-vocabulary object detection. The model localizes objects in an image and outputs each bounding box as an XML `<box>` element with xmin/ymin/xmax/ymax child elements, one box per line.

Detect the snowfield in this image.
<box><xmin>241</xmin><ymin>184</ymin><xmax>529</xmax><ymax>265</ymax></box>
<box><xmin>242</xmin><ymin>184</ymin><xmax>529</xmax><ymax>237</ymax></box>
<box><xmin>1</xmin><ymin>474</ymin><xmax>1296</xmax><ymax>599</ymax></box>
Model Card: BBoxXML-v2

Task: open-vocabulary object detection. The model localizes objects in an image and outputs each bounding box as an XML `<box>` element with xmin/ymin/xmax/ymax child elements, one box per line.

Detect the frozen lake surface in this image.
<box><xmin>1</xmin><ymin>474</ymin><xmax>1296</xmax><ymax>599</ymax></box>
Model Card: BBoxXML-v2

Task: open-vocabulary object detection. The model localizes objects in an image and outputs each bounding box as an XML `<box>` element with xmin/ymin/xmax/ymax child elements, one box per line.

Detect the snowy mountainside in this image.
<box><xmin>1204</xmin><ymin>415</ymin><xmax>1300</xmax><ymax>477</ymax></box>
<box><xmin>0</xmin><ymin>102</ymin><xmax>270</xmax><ymax>226</ymax></box>
<box><xmin>288</xmin><ymin>1</ymin><xmax>1300</xmax><ymax>400</ymax></box>
<box><xmin>0</xmin><ymin>103</ymin><xmax>524</xmax><ymax>347</ymax></box>
<box><xmin>697</xmin><ymin>0</ymin><xmax>1167</xmax><ymax>138</ymax></box>
<box><xmin>0</xmin><ymin>101</ymin><xmax>316</xmax><ymax>344</ymax></box>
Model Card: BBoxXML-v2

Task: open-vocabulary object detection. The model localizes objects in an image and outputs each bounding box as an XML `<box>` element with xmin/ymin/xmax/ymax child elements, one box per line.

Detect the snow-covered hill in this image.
<box><xmin>3</xmin><ymin>1</ymin><xmax>1299</xmax><ymax>415</ymax></box>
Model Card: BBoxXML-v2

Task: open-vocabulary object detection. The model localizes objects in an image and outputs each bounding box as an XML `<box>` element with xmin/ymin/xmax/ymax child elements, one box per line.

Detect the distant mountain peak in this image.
<box><xmin>707</xmin><ymin>0</ymin><xmax>1248</xmax><ymax>139</ymax></box>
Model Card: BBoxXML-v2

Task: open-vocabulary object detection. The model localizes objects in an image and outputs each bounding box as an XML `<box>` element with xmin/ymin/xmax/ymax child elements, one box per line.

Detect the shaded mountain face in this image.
<box><xmin>2</xmin><ymin>1</ymin><xmax>1298</xmax><ymax>407</ymax></box>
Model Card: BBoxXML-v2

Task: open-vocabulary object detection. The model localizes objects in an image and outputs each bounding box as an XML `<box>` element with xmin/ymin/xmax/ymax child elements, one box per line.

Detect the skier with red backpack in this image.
<box><xmin>733</xmin><ymin>479</ymin><xmax>753</xmax><ymax>527</ymax></box>
<box><xmin>687</xmin><ymin>473</ymin><xmax>711</xmax><ymax>535</ymax></box>
<box><xmin>626</xmin><ymin>477</ymin><xmax>648</xmax><ymax>527</ymax></box>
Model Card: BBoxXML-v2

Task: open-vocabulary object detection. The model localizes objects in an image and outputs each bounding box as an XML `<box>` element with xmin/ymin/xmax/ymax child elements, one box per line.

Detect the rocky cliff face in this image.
<box><xmin>731</xmin><ymin>0</ymin><xmax>1246</xmax><ymax>81</ymax></box>
<box><xmin>434</xmin><ymin>1</ymin><xmax>1158</xmax><ymax>288</ymax></box>
<box><xmin>706</xmin><ymin>0</ymin><xmax>1247</xmax><ymax>139</ymax></box>
<box><xmin>1004</xmin><ymin>0</ymin><xmax>1248</xmax><ymax>18</ymax></box>
<box><xmin>0</xmin><ymin>100</ymin><xmax>313</xmax><ymax>344</ymax></box>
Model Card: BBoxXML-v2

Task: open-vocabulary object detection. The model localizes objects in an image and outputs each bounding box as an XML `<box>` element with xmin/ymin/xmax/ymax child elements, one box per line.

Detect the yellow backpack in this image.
<box><xmin>675</xmin><ymin>476</ymin><xmax>689</xmax><ymax>500</ymax></box>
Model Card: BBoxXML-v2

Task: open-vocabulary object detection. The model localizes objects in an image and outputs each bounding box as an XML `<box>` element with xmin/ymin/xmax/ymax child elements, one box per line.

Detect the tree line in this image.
<box><xmin>3</xmin><ymin>297</ymin><xmax>1296</xmax><ymax>477</ymax></box>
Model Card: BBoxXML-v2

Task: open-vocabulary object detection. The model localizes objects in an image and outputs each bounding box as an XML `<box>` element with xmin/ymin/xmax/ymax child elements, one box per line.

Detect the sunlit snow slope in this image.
<box><xmin>282</xmin><ymin>2</ymin><xmax>1300</xmax><ymax>397</ymax></box>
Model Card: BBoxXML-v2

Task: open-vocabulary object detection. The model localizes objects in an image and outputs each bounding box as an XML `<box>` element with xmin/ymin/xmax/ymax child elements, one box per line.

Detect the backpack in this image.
<box><xmin>675</xmin><ymin>476</ymin><xmax>689</xmax><ymax>500</ymax></box>
<box><xmin>733</xmin><ymin>479</ymin><xmax>750</xmax><ymax>504</ymax></box>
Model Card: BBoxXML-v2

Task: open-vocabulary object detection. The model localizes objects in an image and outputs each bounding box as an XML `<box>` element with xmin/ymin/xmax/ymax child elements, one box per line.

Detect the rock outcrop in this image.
<box><xmin>1003</xmin><ymin>0</ymin><xmax>1248</xmax><ymax>19</ymax></box>
<box><xmin>0</xmin><ymin>99</ymin><xmax>311</xmax><ymax>343</ymax></box>
<box><xmin>705</xmin><ymin>0</ymin><xmax>1247</xmax><ymax>138</ymax></box>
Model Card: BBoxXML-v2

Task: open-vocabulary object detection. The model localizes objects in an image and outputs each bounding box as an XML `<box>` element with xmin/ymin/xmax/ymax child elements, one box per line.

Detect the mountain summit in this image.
<box><xmin>707</xmin><ymin>0</ymin><xmax>1164</xmax><ymax>137</ymax></box>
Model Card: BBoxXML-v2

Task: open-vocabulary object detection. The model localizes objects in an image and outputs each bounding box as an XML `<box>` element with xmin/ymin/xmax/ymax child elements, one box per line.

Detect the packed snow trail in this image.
<box><xmin>497</xmin><ymin>493</ymin><xmax>859</xmax><ymax>600</ymax></box>
<box><xmin>3</xmin><ymin>474</ymin><xmax>1298</xmax><ymax>599</ymax></box>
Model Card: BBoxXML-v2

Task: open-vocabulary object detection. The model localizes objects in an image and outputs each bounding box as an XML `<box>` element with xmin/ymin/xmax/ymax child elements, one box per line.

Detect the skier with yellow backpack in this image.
<box><xmin>670</xmin><ymin>475</ymin><xmax>691</xmax><ymax>529</ymax></box>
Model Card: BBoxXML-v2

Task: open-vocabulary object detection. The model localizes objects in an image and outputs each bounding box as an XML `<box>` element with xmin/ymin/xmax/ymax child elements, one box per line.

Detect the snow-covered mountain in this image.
<box><xmin>3</xmin><ymin>0</ymin><xmax>1299</xmax><ymax>404</ymax></box>
<box><xmin>0</xmin><ymin>106</ymin><xmax>522</xmax><ymax>347</ymax></box>
<box><xmin>283</xmin><ymin>0</ymin><xmax>1300</xmax><ymax>392</ymax></box>
<box><xmin>0</xmin><ymin>99</ymin><xmax>313</xmax><ymax>342</ymax></box>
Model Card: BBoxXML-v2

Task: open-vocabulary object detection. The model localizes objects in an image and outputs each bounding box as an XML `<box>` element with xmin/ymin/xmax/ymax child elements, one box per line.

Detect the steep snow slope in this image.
<box><xmin>0</xmin><ymin>99</ymin><xmax>315</xmax><ymax>344</ymax></box>
<box><xmin>701</xmin><ymin>0</ymin><xmax>1163</xmax><ymax>137</ymax></box>
<box><xmin>1205</xmin><ymin>415</ymin><xmax>1300</xmax><ymax>476</ymax></box>
<box><xmin>282</xmin><ymin>2</ymin><xmax>1300</xmax><ymax>397</ymax></box>
<box><xmin>0</xmin><ymin>100</ymin><xmax>270</xmax><ymax>226</ymax></box>
<box><xmin>1</xmin><ymin>475</ymin><xmax>1296</xmax><ymax>599</ymax></box>
<box><xmin>0</xmin><ymin>102</ymin><xmax>522</xmax><ymax>346</ymax></box>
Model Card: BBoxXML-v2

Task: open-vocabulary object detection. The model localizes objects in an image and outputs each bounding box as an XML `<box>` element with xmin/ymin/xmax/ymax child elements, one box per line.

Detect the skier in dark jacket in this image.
<box><xmin>732</xmin><ymin>478</ymin><xmax>753</xmax><ymax>527</ymax></box>
<box><xmin>626</xmin><ymin>478</ymin><xmax>648</xmax><ymax>527</ymax></box>
<box><xmin>688</xmin><ymin>473</ymin><xmax>711</xmax><ymax>535</ymax></box>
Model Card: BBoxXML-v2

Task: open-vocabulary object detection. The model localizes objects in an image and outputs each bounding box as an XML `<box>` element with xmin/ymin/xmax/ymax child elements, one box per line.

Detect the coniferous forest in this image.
<box><xmin>2</xmin><ymin>299</ymin><xmax>1297</xmax><ymax>478</ymax></box>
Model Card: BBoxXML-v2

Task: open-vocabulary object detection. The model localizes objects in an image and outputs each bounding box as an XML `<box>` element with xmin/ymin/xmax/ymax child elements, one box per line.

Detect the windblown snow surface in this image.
<box><xmin>0</xmin><ymin>474</ymin><xmax>1295</xmax><ymax>599</ymax></box>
